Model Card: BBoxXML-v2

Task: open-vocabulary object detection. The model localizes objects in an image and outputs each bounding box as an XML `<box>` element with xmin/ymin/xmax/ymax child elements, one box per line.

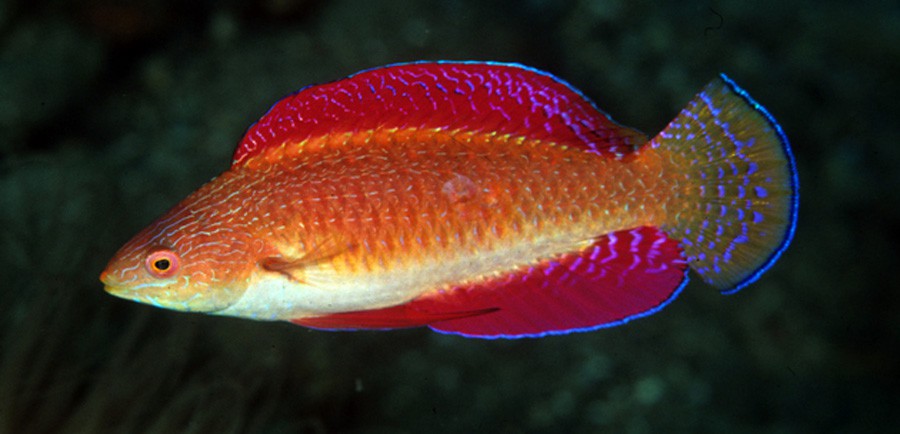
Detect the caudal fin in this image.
<box><xmin>651</xmin><ymin>74</ymin><xmax>798</xmax><ymax>294</ymax></box>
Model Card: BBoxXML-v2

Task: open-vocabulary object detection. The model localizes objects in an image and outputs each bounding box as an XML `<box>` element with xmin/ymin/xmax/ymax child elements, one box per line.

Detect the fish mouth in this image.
<box><xmin>101</xmin><ymin>281</ymin><xmax>143</xmax><ymax>302</ymax></box>
<box><xmin>99</xmin><ymin>269</ymin><xmax>113</xmax><ymax>286</ymax></box>
<box><xmin>99</xmin><ymin>273</ymin><xmax>234</xmax><ymax>314</ymax></box>
<box><xmin>102</xmin><ymin>285</ymin><xmax>228</xmax><ymax>314</ymax></box>
<box><xmin>100</xmin><ymin>271</ymin><xmax>128</xmax><ymax>296</ymax></box>
<box><xmin>99</xmin><ymin>271</ymin><xmax>142</xmax><ymax>299</ymax></box>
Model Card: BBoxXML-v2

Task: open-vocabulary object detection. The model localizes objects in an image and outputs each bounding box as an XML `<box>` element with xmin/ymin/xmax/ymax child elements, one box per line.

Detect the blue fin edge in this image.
<box><xmin>716</xmin><ymin>73</ymin><xmax>799</xmax><ymax>295</ymax></box>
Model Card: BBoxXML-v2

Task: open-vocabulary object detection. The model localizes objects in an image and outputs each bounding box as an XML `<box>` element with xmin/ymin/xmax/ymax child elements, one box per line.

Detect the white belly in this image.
<box><xmin>215</xmin><ymin>234</ymin><xmax>590</xmax><ymax>321</ymax></box>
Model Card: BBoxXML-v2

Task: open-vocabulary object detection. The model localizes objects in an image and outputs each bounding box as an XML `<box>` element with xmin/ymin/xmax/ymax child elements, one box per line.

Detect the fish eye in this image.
<box><xmin>145</xmin><ymin>250</ymin><xmax>180</xmax><ymax>278</ymax></box>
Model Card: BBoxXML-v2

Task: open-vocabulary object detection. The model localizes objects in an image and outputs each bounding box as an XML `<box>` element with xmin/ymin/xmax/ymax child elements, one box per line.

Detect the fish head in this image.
<box><xmin>100</xmin><ymin>201</ymin><xmax>260</xmax><ymax>314</ymax></box>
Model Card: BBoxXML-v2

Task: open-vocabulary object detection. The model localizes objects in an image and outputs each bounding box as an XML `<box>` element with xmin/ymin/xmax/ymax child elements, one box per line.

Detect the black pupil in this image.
<box><xmin>154</xmin><ymin>258</ymin><xmax>171</xmax><ymax>271</ymax></box>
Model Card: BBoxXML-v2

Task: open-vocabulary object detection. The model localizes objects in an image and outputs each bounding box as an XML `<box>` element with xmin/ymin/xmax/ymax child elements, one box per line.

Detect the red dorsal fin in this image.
<box><xmin>233</xmin><ymin>62</ymin><xmax>648</xmax><ymax>166</ymax></box>
<box><xmin>290</xmin><ymin>227</ymin><xmax>688</xmax><ymax>339</ymax></box>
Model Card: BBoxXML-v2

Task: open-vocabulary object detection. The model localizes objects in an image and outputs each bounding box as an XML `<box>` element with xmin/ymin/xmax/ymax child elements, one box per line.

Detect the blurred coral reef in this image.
<box><xmin>1</xmin><ymin>0</ymin><xmax>897</xmax><ymax>432</ymax></box>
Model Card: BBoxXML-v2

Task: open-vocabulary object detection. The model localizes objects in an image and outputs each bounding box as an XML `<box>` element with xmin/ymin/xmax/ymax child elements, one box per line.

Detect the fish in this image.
<box><xmin>100</xmin><ymin>62</ymin><xmax>798</xmax><ymax>339</ymax></box>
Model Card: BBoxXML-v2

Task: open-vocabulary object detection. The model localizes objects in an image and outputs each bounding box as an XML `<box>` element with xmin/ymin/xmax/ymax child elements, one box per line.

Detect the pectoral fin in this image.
<box><xmin>260</xmin><ymin>236</ymin><xmax>355</xmax><ymax>282</ymax></box>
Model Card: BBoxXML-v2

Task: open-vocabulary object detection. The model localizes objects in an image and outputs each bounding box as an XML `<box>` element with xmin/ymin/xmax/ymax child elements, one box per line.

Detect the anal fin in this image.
<box><xmin>424</xmin><ymin>226</ymin><xmax>688</xmax><ymax>338</ymax></box>
<box><xmin>290</xmin><ymin>226</ymin><xmax>688</xmax><ymax>339</ymax></box>
<box><xmin>291</xmin><ymin>304</ymin><xmax>497</xmax><ymax>330</ymax></box>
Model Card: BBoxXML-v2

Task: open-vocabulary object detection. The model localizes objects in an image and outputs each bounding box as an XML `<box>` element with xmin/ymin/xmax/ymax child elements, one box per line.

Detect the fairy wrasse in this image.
<box><xmin>100</xmin><ymin>62</ymin><xmax>797</xmax><ymax>338</ymax></box>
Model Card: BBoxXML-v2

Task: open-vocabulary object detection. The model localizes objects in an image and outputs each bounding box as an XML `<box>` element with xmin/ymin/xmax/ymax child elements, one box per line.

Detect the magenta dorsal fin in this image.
<box><xmin>291</xmin><ymin>226</ymin><xmax>688</xmax><ymax>339</ymax></box>
<box><xmin>232</xmin><ymin>62</ymin><xmax>648</xmax><ymax>166</ymax></box>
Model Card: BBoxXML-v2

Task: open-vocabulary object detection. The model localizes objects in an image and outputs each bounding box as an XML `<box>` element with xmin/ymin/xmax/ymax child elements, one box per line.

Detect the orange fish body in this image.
<box><xmin>101</xmin><ymin>62</ymin><xmax>797</xmax><ymax>338</ymax></box>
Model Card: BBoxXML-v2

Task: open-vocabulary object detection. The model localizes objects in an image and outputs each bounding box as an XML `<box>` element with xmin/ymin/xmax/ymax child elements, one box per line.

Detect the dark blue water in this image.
<box><xmin>1</xmin><ymin>1</ymin><xmax>896</xmax><ymax>432</ymax></box>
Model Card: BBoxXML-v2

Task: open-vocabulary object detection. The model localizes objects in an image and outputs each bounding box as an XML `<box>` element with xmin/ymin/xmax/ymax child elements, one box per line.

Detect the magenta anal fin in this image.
<box><xmin>424</xmin><ymin>226</ymin><xmax>688</xmax><ymax>338</ymax></box>
<box><xmin>291</xmin><ymin>304</ymin><xmax>497</xmax><ymax>330</ymax></box>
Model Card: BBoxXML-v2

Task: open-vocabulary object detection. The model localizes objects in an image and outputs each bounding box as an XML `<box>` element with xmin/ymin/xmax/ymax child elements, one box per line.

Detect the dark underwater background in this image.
<box><xmin>1</xmin><ymin>0</ymin><xmax>897</xmax><ymax>432</ymax></box>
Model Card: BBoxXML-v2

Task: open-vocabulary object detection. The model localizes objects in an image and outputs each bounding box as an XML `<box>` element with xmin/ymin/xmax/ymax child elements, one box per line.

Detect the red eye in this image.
<box><xmin>145</xmin><ymin>250</ymin><xmax>180</xmax><ymax>278</ymax></box>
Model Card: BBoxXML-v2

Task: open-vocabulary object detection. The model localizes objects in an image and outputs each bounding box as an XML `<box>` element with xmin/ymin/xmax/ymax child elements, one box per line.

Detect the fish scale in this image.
<box><xmin>239</xmin><ymin>132</ymin><xmax>662</xmax><ymax>276</ymax></box>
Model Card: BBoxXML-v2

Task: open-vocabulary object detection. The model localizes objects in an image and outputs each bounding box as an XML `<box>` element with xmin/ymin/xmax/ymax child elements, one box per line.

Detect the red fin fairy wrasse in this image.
<box><xmin>101</xmin><ymin>62</ymin><xmax>798</xmax><ymax>338</ymax></box>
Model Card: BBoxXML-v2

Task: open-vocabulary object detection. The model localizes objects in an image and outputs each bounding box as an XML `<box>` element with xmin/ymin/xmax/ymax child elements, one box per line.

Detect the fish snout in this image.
<box><xmin>99</xmin><ymin>268</ymin><xmax>128</xmax><ymax>295</ymax></box>
<box><xmin>99</xmin><ymin>267</ymin><xmax>120</xmax><ymax>286</ymax></box>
